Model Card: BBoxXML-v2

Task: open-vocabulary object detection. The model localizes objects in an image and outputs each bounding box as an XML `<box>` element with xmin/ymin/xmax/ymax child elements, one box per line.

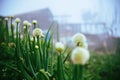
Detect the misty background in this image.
<box><xmin>0</xmin><ymin>0</ymin><xmax>120</xmax><ymax>52</ymax></box>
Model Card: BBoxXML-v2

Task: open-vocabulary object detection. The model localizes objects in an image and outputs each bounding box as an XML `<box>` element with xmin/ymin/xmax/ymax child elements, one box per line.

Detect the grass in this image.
<box><xmin>0</xmin><ymin>43</ymin><xmax>120</xmax><ymax>80</ymax></box>
<box><xmin>84</xmin><ymin>53</ymin><xmax>120</xmax><ymax>80</ymax></box>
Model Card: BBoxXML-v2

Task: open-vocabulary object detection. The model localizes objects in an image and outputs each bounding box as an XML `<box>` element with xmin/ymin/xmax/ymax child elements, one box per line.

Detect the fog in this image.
<box><xmin>0</xmin><ymin>0</ymin><xmax>120</xmax><ymax>52</ymax></box>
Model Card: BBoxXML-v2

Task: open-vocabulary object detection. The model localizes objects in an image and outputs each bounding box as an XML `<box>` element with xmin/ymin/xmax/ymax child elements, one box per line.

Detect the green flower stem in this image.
<box><xmin>73</xmin><ymin>64</ymin><xmax>83</xmax><ymax>80</ymax></box>
<box><xmin>27</xmin><ymin>52</ymin><xmax>36</xmax><ymax>78</ymax></box>
<box><xmin>43</xmin><ymin>45</ymin><xmax>46</xmax><ymax>69</ymax></box>
<box><xmin>43</xmin><ymin>22</ymin><xmax>53</xmax><ymax>70</ymax></box>
<box><xmin>26</xmin><ymin>40</ymin><xmax>36</xmax><ymax>77</ymax></box>
<box><xmin>45</xmin><ymin>30</ymin><xmax>54</xmax><ymax>71</ymax></box>
<box><xmin>33</xmin><ymin>24</ymin><xmax>36</xmax><ymax>29</ymax></box>
<box><xmin>35</xmin><ymin>46</ymin><xmax>41</xmax><ymax>70</ymax></box>
<box><xmin>39</xmin><ymin>38</ymin><xmax>44</xmax><ymax>68</ymax></box>
<box><xmin>57</xmin><ymin>54</ymin><xmax>65</xmax><ymax>80</ymax></box>
<box><xmin>12</xmin><ymin>24</ymin><xmax>14</xmax><ymax>42</ymax></box>
<box><xmin>10</xmin><ymin>18</ymin><xmax>14</xmax><ymax>42</ymax></box>
<box><xmin>32</xmin><ymin>36</ymin><xmax>36</xmax><ymax>68</ymax></box>
<box><xmin>23</xmin><ymin>25</ymin><xmax>36</xmax><ymax>78</ymax></box>
<box><xmin>5</xmin><ymin>20</ymin><xmax>9</xmax><ymax>43</ymax></box>
<box><xmin>45</xmin><ymin>41</ymin><xmax>49</xmax><ymax>71</ymax></box>
<box><xmin>26</xmin><ymin>26</ymin><xmax>36</xmax><ymax>76</ymax></box>
<box><xmin>37</xmin><ymin>36</ymin><xmax>43</xmax><ymax>68</ymax></box>
<box><xmin>27</xmin><ymin>29</ymin><xmax>32</xmax><ymax>52</ymax></box>
<box><xmin>33</xmin><ymin>36</ymin><xmax>36</xmax><ymax>50</ymax></box>
<box><xmin>50</xmin><ymin>39</ymin><xmax>54</xmax><ymax>74</ymax></box>
<box><xmin>0</xmin><ymin>19</ymin><xmax>5</xmax><ymax>42</ymax></box>
<box><xmin>25</xmin><ymin>25</ymin><xmax>30</xmax><ymax>50</ymax></box>
<box><xmin>16</xmin><ymin>22</ymin><xmax>20</xmax><ymax>57</ymax></box>
<box><xmin>26</xmin><ymin>26</ymin><xmax>29</xmax><ymax>49</ymax></box>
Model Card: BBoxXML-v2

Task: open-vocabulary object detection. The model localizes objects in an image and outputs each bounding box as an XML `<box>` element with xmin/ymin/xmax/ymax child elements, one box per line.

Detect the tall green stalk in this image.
<box><xmin>73</xmin><ymin>65</ymin><xmax>83</xmax><ymax>80</ymax></box>
<box><xmin>35</xmin><ymin>45</ymin><xmax>41</xmax><ymax>70</ymax></box>
<box><xmin>0</xmin><ymin>18</ymin><xmax>5</xmax><ymax>43</ymax></box>
<box><xmin>24</xmin><ymin>25</ymin><xmax>36</xmax><ymax>78</ymax></box>
<box><xmin>10</xmin><ymin>17</ymin><xmax>14</xmax><ymax>42</ymax></box>
<box><xmin>33</xmin><ymin>24</ymin><xmax>36</xmax><ymax>29</ymax></box>
<box><xmin>16</xmin><ymin>22</ymin><xmax>20</xmax><ymax>57</ymax></box>
<box><xmin>5</xmin><ymin>19</ymin><xmax>9</xmax><ymax>44</ymax></box>
<box><xmin>37</xmin><ymin>36</ymin><xmax>43</xmax><ymax>68</ymax></box>
<box><xmin>57</xmin><ymin>54</ymin><xmax>65</xmax><ymax>80</ymax></box>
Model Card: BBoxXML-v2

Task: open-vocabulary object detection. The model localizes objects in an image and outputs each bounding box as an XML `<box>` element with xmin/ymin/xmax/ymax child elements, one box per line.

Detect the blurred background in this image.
<box><xmin>0</xmin><ymin>0</ymin><xmax>120</xmax><ymax>53</ymax></box>
<box><xmin>0</xmin><ymin>0</ymin><xmax>120</xmax><ymax>80</ymax></box>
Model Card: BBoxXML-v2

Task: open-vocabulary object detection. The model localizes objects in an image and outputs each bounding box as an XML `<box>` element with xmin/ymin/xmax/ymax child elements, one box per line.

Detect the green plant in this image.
<box><xmin>0</xmin><ymin>16</ymin><xmax>120</xmax><ymax>80</ymax></box>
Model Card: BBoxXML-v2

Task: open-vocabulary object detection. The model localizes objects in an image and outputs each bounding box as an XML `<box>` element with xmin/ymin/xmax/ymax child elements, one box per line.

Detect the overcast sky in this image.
<box><xmin>0</xmin><ymin>0</ymin><xmax>115</xmax><ymax>23</ymax></box>
<box><xmin>0</xmin><ymin>0</ymin><xmax>119</xmax><ymax>36</ymax></box>
<box><xmin>0</xmin><ymin>0</ymin><xmax>114</xmax><ymax>15</ymax></box>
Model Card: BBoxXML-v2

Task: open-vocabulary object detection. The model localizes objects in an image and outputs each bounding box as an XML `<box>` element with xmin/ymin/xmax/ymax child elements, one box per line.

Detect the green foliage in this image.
<box><xmin>0</xmin><ymin>17</ymin><xmax>120</xmax><ymax>80</ymax></box>
<box><xmin>0</xmin><ymin>42</ymin><xmax>23</xmax><ymax>80</ymax></box>
<box><xmin>84</xmin><ymin>53</ymin><xmax>120</xmax><ymax>80</ymax></box>
<box><xmin>0</xmin><ymin>17</ymin><xmax>6</xmax><ymax>43</ymax></box>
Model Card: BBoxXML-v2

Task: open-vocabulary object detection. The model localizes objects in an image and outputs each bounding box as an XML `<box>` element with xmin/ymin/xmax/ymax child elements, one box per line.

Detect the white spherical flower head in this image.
<box><xmin>55</xmin><ymin>42</ymin><xmax>65</xmax><ymax>53</ymax></box>
<box><xmin>72</xmin><ymin>33</ymin><xmax>86</xmax><ymax>45</ymax></box>
<box><xmin>32</xmin><ymin>20</ymin><xmax>37</xmax><ymax>24</ymax></box>
<box><xmin>27</xmin><ymin>22</ymin><xmax>31</xmax><ymax>27</ymax></box>
<box><xmin>71</xmin><ymin>47</ymin><xmax>90</xmax><ymax>65</ymax></box>
<box><xmin>33</xmin><ymin>28</ymin><xmax>43</xmax><ymax>37</ymax></box>
<box><xmin>23</xmin><ymin>20</ymin><xmax>29</xmax><ymax>26</ymax></box>
<box><xmin>10</xmin><ymin>16</ymin><xmax>14</xmax><ymax>19</ymax></box>
<box><xmin>15</xmin><ymin>18</ymin><xmax>21</xmax><ymax>23</ymax></box>
<box><xmin>5</xmin><ymin>18</ymin><xmax>8</xmax><ymax>21</ymax></box>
